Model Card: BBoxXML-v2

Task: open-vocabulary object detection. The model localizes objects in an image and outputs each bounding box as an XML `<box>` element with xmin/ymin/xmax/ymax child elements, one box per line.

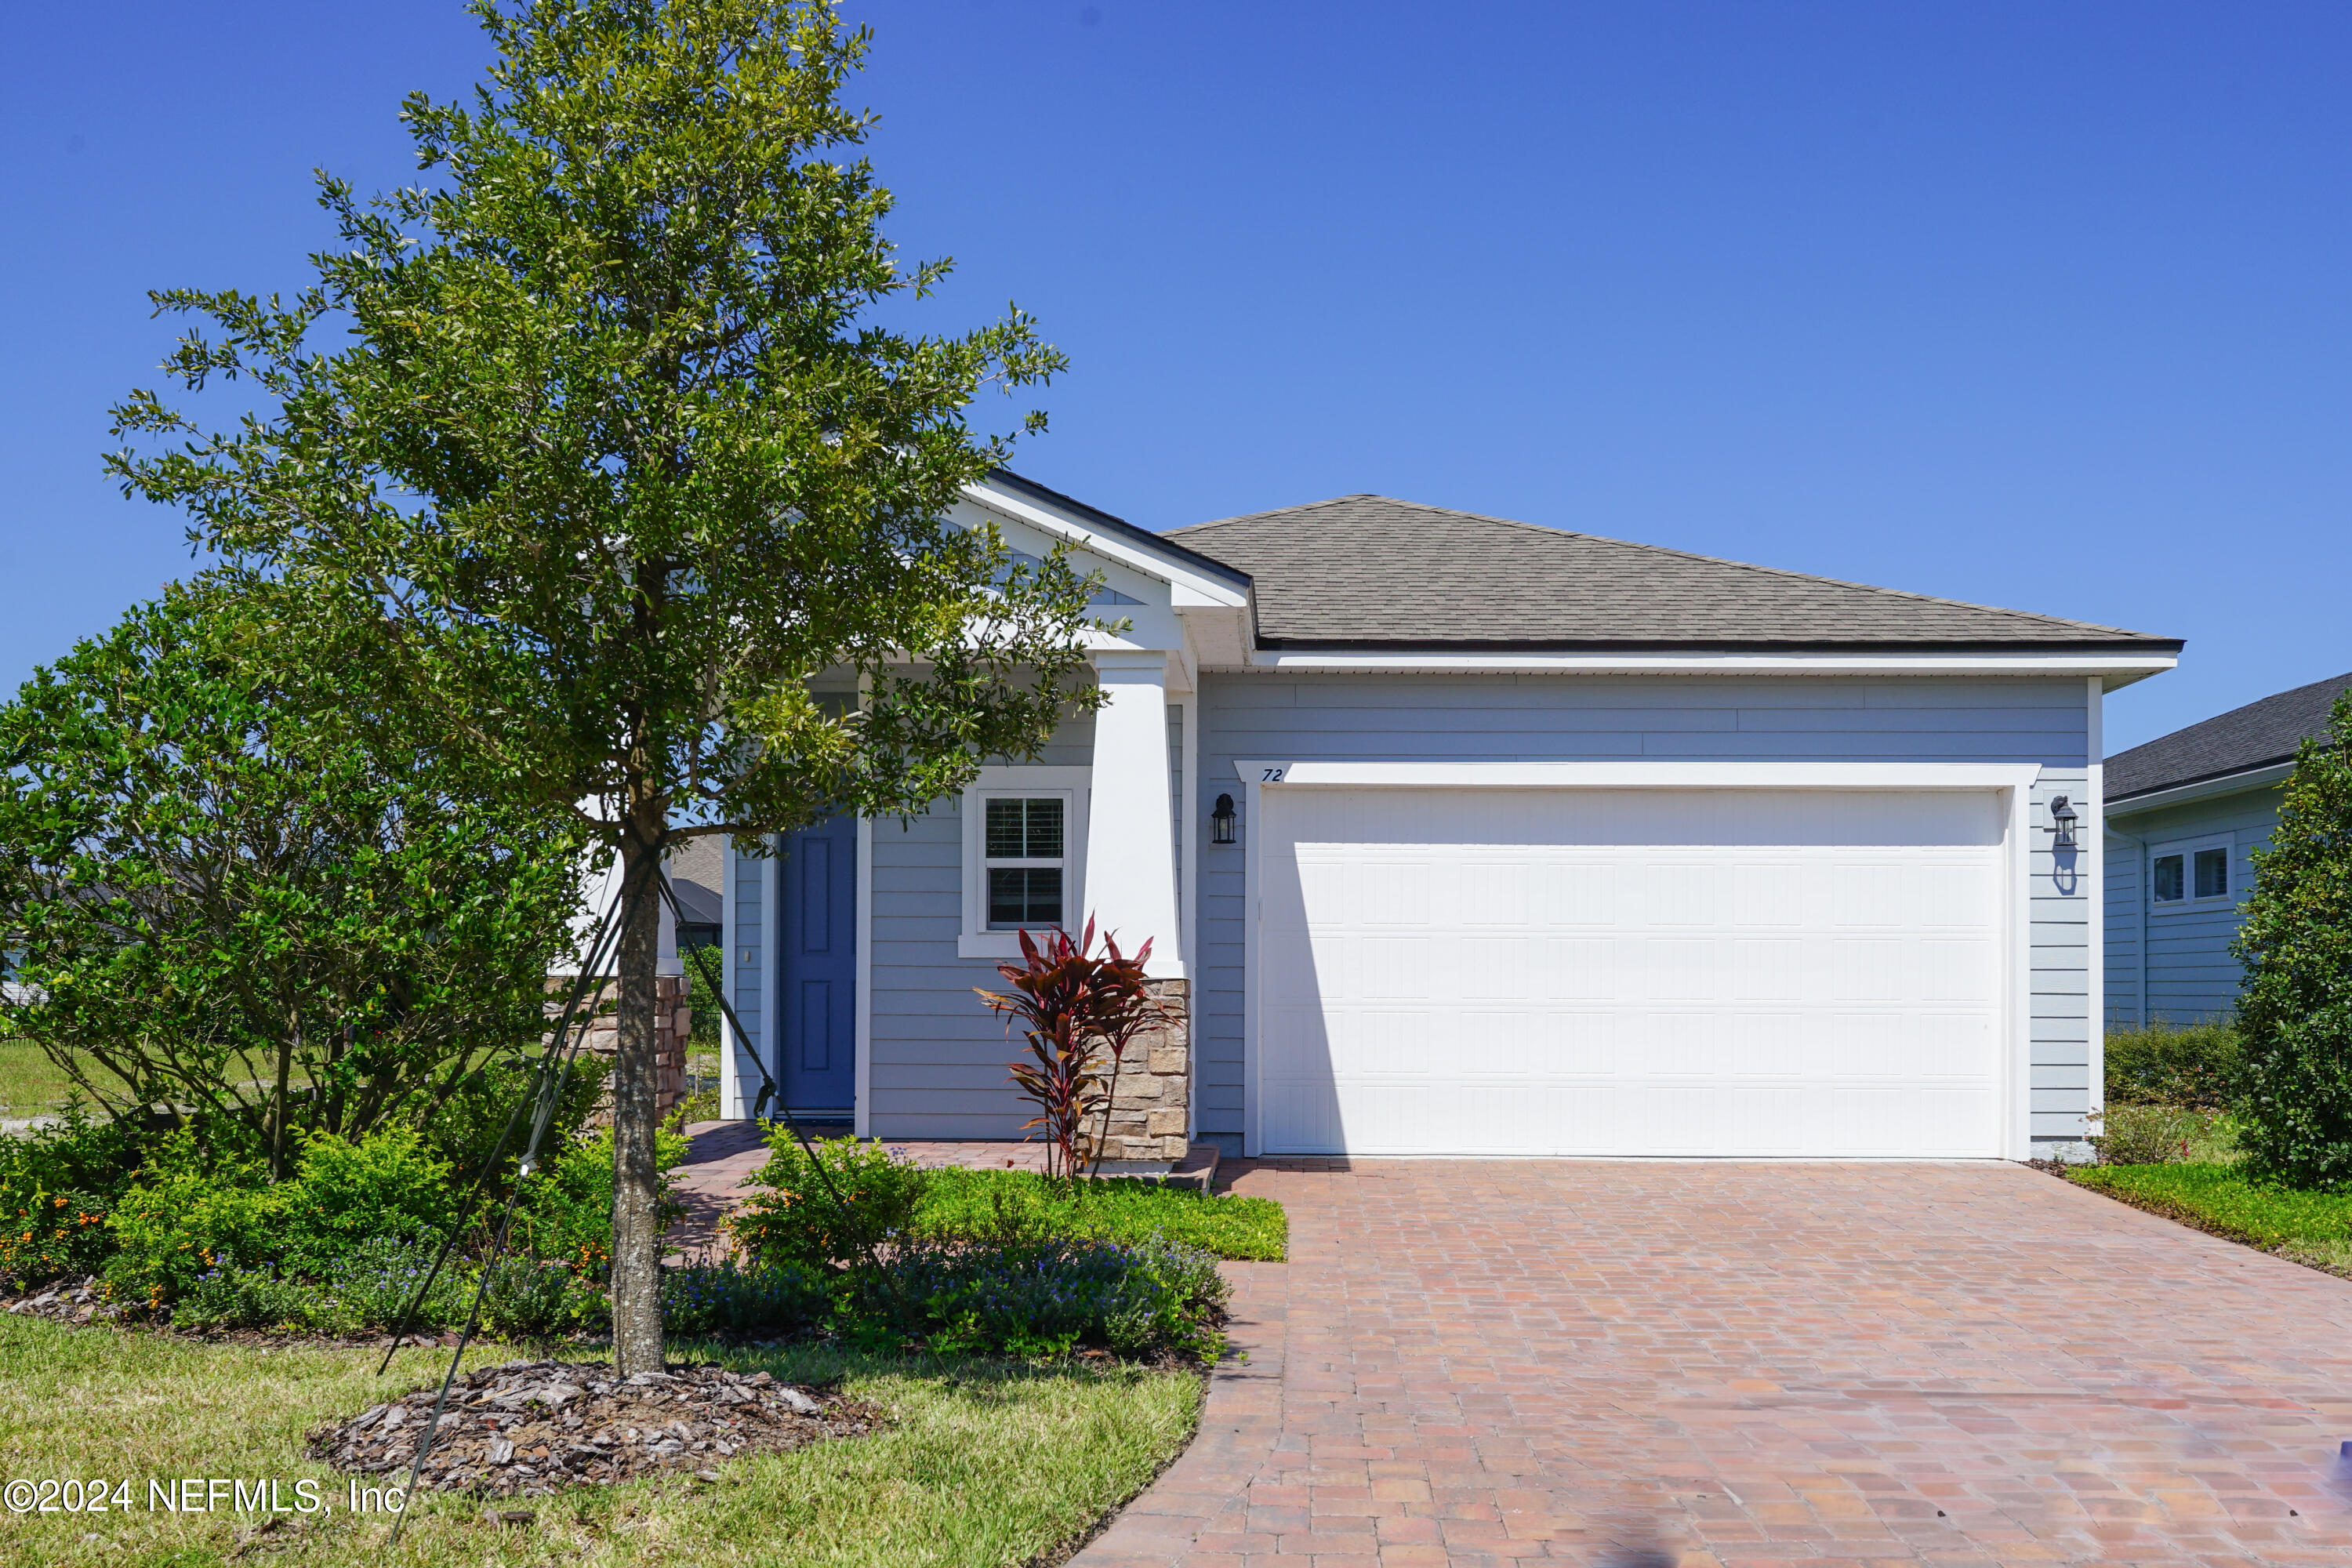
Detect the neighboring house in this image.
<box><xmin>720</xmin><ymin>471</ymin><xmax>2182</xmax><ymax>1161</ymax></box>
<box><xmin>666</xmin><ymin>836</ymin><xmax>725</xmax><ymax>952</ymax></box>
<box><xmin>2103</xmin><ymin>671</ymin><xmax>2352</xmax><ymax>1028</ymax></box>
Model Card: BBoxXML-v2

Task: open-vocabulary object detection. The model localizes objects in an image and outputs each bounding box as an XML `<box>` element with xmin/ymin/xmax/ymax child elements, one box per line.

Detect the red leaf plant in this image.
<box><xmin>975</xmin><ymin>916</ymin><xmax>1178</xmax><ymax>1179</ymax></box>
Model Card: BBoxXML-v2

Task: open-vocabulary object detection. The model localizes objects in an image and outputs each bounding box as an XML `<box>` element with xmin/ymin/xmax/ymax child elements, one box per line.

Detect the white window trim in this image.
<box><xmin>958</xmin><ymin>765</ymin><xmax>1091</xmax><ymax>960</ymax></box>
<box><xmin>2147</xmin><ymin>833</ymin><xmax>2235</xmax><ymax>911</ymax></box>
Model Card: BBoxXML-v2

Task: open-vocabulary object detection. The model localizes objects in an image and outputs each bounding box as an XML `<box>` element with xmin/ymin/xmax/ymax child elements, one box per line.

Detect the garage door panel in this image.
<box><xmin>1258</xmin><ymin>788</ymin><xmax>2008</xmax><ymax>1158</ymax></box>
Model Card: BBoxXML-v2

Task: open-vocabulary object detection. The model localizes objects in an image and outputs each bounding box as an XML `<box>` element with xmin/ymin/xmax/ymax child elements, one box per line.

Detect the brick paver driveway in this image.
<box><xmin>1075</xmin><ymin>1160</ymin><xmax>2352</xmax><ymax>1567</ymax></box>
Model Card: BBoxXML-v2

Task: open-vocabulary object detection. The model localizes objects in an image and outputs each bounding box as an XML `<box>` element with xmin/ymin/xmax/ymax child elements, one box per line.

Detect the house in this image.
<box><xmin>718</xmin><ymin>472</ymin><xmax>2182</xmax><ymax>1161</ymax></box>
<box><xmin>2102</xmin><ymin>671</ymin><xmax>2352</xmax><ymax>1028</ymax></box>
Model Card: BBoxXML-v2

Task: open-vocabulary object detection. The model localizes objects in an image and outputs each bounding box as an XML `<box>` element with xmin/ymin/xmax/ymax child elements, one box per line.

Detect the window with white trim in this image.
<box><xmin>958</xmin><ymin>766</ymin><xmax>1089</xmax><ymax>959</ymax></box>
<box><xmin>2150</xmin><ymin>835</ymin><xmax>2233</xmax><ymax>909</ymax></box>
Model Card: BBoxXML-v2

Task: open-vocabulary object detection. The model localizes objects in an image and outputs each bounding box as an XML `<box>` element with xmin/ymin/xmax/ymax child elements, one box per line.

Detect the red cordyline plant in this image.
<box><xmin>975</xmin><ymin>917</ymin><xmax>1177</xmax><ymax>1179</ymax></box>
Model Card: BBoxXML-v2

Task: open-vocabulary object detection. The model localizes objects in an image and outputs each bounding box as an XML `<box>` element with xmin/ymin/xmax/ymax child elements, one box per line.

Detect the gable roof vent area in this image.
<box><xmin>1166</xmin><ymin>495</ymin><xmax>2179</xmax><ymax>655</ymax></box>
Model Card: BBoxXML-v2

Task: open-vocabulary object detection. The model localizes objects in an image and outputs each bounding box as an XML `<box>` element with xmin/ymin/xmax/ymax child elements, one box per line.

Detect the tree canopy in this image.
<box><xmin>103</xmin><ymin>0</ymin><xmax>1102</xmax><ymax>1370</ymax></box>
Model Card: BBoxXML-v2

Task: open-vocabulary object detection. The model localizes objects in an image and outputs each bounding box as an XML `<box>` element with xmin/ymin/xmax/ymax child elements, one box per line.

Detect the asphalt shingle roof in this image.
<box><xmin>1164</xmin><ymin>495</ymin><xmax>2180</xmax><ymax>653</ymax></box>
<box><xmin>2106</xmin><ymin>671</ymin><xmax>2352</xmax><ymax>803</ymax></box>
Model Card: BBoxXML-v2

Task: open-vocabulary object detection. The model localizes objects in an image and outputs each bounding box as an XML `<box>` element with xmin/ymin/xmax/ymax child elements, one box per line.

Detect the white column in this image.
<box><xmin>1083</xmin><ymin>652</ymin><xmax>1185</xmax><ymax>978</ymax></box>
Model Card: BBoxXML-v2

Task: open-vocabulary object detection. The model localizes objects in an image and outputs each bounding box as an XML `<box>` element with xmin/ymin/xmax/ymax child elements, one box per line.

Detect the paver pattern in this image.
<box><xmin>1074</xmin><ymin>1159</ymin><xmax>2352</xmax><ymax>1567</ymax></box>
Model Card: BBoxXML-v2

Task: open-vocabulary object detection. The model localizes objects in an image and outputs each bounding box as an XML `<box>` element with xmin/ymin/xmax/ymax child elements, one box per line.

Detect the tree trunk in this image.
<box><xmin>608</xmin><ymin>803</ymin><xmax>666</xmax><ymax>1377</ymax></box>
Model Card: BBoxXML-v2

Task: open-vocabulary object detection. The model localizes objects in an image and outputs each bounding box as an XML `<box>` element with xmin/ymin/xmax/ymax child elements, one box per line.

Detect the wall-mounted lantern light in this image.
<box><xmin>1210</xmin><ymin>793</ymin><xmax>1237</xmax><ymax>845</ymax></box>
<box><xmin>2049</xmin><ymin>795</ymin><xmax>2079</xmax><ymax>850</ymax></box>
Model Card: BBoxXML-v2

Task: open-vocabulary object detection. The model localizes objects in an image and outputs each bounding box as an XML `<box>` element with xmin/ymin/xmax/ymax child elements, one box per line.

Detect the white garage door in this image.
<box><xmin>1256</xmin><ymin>788</ymin><xmax>2009</xmax><ymax>1157</ymax></box>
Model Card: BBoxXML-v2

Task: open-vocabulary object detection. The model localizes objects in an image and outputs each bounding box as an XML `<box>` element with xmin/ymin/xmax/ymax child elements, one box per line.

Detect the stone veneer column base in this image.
<box><xmin>1090</xmin><ymin>977</ymin><xmax>1192</xmax><ymax>1163</ymax></box>
<box><xmin>554</xmin><ymin>974</ymin><xmax>691</xmax><ymax>1127</ymax></box>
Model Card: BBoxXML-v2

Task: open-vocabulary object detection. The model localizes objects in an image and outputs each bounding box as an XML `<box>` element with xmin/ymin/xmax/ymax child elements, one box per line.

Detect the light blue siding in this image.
<box><xmin>862</xmin><ymin>704</ymin><xmax>1102</xmax><ymax>1138</ymax></box>
<box><xmin>2103</xmin><ymin>785</ymin><xmax>2284</xmax><ymax>1027</ymax></box>
<box><xmin>1192</xmin><ymin>673</ymin><xmax>2094</xmax><ymax>1152</ymax></box>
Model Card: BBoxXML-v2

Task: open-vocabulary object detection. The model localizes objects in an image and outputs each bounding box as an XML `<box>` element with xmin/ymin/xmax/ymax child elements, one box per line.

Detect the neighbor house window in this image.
<box><xmin>958</xmin><ymin>766</ymin><xmax>1090</xmax><ymax>959</ymax></box>
<box><xmin>985</xmin><ymin>797</ymin><xmax>1065</xmax><ymax>930</ymax></box>
<box><xmin>2151</xmin><ymin>837</ymin><xmax>2231</xmax><ymax>908</ymax></box>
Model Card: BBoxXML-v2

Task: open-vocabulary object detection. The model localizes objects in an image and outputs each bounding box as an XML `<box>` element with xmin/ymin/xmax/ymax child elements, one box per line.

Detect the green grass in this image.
<box><xmin>0</xmin><ymin>1316</ymin><xmax>1202</xmax><ymax>1567</ymax></box>
<box><xmin>916</xmin><ymin>1168</ymin><xmax>1287</xmax><ymax>1261</ymax></box>
<box><xmin>0</xmin><ymin>1042</ymin><xmax>89</xmax><ymax>1120</ymax></box>
<box><xmin>2069</xmin><ymin>1161</ymin><xmax>2352</xmax><ymax>1276</ymax></box>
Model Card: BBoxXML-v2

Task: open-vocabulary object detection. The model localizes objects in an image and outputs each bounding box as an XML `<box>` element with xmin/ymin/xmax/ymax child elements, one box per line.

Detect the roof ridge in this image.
<box><xmin>1170</xmin><ymin>494</ymin><xmax>2151</xmax><ymax>640</ymax></box>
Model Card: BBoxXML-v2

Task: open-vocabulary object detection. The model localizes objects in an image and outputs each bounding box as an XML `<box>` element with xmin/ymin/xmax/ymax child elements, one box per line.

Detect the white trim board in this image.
<box><xmin>1237</xmin><ymin>650</ymin><xmax>2176</xmax><ymax>688</ymax></box>
<box><xmin>961</xmin><ymin>483</ymin><xmax>1251</xmax><ymax>608</ymax></box>
<box><xmin>1235</xmin><ymin>760</ymin><xmax>2043</xmax><ymax>791</ymax></box>
<box><xmin>854</xmin><ymin>814</ymin><xmax>874</xmax><ymax>1139</ymax></box>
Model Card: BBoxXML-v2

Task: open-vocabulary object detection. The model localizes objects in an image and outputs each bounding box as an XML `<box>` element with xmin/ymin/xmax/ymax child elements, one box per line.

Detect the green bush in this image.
<box><xmin>881</xmin><ymin>1234</ymin><xmax>1229</xmax><ymax>1362</ymax></box>
<box><xmin>102</xmin><ymin>1146</ymin><xmax>284</xmax><ymax>1308</ymax></box>
<box><xmin>729</xmin><ymin>1131</ymin><xmax>930</xmax><ymax>1272</ymax></box>
<box><xmin>2089</xmin><ymin>1104</ymin><xmax>2208</xmax><ymax>1166</ymax></box>
<box><xmin>176</xmin><ymin>1263</ymin><xmax>318</xmax><ymax>1332</ymax></box>
<box><xmin>2105</xmin><ymin>1021</ymin><xmax>2241</xmax><ymax>1109</ymax></box>
<box><xmin>278</xmin><ymin>1123</ymin><xmax>458</xmax><ymax>1272</ymax></box>
<box><xmin>661</xmin><ymin>1257</ymin><xmax>832</xmax><ymax>1340</ymax></box>
<box><xmin>0</xmin><ymin>1189</ymin><xmax>113</xmax><ymax>1288</ymax></box>
<box><xmin>316</xmin><ymin>1236</ymin><xmax>470</xmax><ymax>1331</ymax></box>
<box><xmin>507</xmin><ymin>1125</ymin><xmax>688</xmax><ymax>1276</ymax></box>
<box><xmin>2230</xmin><ymin>690</ymin><xmax>2352</xmax><ymax>1188</ymax></box>
<box><xmin>477</xmin><ymin>1256</ymin><xmax>601</xmax><ymax>1338</ymax></box>
<box><xmin>0</xmin><ymin>1106</ymin><xmax>145</xmax><ymax>1204</ymax></box>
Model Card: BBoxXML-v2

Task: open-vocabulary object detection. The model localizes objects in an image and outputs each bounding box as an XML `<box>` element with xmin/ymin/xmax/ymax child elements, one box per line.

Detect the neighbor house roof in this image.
<box><xmin>1163</xmin><ymin>495</ymin><xmax>2181</xmax><ymax>654</ymax></box>
<box><xmin>2106</xmin><ymin>671</ymin><xmax>2352</xmax><ymax>804</ymax></box>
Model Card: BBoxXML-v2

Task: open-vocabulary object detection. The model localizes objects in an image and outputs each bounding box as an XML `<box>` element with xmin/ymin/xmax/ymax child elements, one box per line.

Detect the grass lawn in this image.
<box><xmin>916</xmin><ymin>1167</ymin><xmax>1287</xmax><ymax>1261</ymax></box>
<box><xmin>2068</xmin><ymin>1161</ymin><xmax>2352</xmax><ymax>1276</ymax></box>
<box><xmin>0</xmin><ymin>1042</ymin><xmax>88</xmax><ymax>1120</ymax></box>
<box><xmin>0</xmin><ymin>1316</ymin><xmax>1203</xmax><ymax>1567</ymax></box>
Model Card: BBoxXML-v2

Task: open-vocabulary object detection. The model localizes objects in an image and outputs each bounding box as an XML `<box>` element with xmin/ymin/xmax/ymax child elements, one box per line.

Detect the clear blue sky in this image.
<box><xmin>4</xmin><ymin>1</ymin><xmax>2346</xmax><ymax>753</ymax></box>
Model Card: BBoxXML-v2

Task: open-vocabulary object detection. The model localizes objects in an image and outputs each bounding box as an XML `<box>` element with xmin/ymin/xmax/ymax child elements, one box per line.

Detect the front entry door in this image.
<box><xmin>777</xmin><ymin>813</ymin><xmax>858</xmax><ymax>1114</ymax></box>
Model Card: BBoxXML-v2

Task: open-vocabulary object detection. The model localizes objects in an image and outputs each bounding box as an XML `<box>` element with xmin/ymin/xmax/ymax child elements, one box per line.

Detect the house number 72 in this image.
<box><xmin>1261</xmin><ymin>768</ymin><xmax>1287</xmax><ymax>782</ymax></box>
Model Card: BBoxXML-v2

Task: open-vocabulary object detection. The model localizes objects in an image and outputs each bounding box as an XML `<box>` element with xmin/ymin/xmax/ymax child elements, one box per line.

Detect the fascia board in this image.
<box><xmin>2105</xmin><ymin>761</ymin><xmax>2294</xmax><ymax>818</ymax></box>
<box><xmin>1235</xmin><ymin>760</ymin><xmax>2043</xmax><ymax>790</ymax></box>
<box><xmin>1238</xmin><ymin>649</ymin><xmax>2180</xmax><ymax>678</ymax></box>
<box><xmin>964</xmin><ymin>484</ymin><xmax>1251</xmax><ymax>608</ymax></box>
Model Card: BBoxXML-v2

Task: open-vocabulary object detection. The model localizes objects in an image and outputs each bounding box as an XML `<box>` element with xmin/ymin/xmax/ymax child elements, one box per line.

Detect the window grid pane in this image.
<box><xmin>985</xmin><ymin>797</ymin><xmax>1063</xmax><ymax>860</ymax></box>
<box><xmin>2152</xmin><ymin>855</ymin><xmax>2184</xmax><ymax>903</ymax></box>
<box><xmin>2194</xmin><ymin>848</ymin><xmax>2230</xmax><ymax>900</ymax></box>
<box><xmin>987</xmin><ymin>866</ymin><xmax>1064</xmax><ymax>929</ymax></box>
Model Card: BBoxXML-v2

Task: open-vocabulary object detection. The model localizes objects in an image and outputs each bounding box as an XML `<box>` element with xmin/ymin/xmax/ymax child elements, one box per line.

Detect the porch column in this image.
<box><xmin>1083</xmin><ymin>652</ymin><xmax>1184</xmax><ymax>978</ymax></box>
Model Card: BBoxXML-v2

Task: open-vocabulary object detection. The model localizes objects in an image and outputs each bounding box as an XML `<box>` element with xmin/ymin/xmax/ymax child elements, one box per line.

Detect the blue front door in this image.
<box><xmin>776</xmin><ymin>813</ymin><xmax>857</xmax><ymax>1114</ymax></box>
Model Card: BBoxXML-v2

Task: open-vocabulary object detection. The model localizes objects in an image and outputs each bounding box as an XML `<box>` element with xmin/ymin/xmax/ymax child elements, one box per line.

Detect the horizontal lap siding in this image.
<box><xmin>864</xmin><ymin>713</ymin><xmax>1138</xmax><ymax>1139</ymax></box>
<box><xmin>1193</xmin><ymin>673</ymin><xmax>2094</xmax><ymax>1149</ymax></box>
<box><xmin>2103</xmin><ymin>789</ymin><xmax>2282</xmax><ymax>1028</ymax></box>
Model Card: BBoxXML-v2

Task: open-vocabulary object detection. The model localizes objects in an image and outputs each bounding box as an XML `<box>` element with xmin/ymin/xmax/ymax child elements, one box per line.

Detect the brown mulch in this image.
<box><xmin>307</xmin><ymin>1359</ymin><xmax>881</xmax><ymax>1497</ymax></box>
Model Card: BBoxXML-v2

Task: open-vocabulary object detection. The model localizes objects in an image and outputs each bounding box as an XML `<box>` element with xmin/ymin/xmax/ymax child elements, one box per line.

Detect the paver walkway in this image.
<box><xmin>1075</xmin><ymin>1160</ymin><xmax>2352</xmax><ymax>1567</ymax></box>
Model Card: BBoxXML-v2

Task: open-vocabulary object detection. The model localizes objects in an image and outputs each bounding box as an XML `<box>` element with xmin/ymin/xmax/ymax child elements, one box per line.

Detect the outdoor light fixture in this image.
<box><xmin>2049</xmin><ymin>795</ymin><xmax>2079</xmax><ymax>850</ymax></box>
<box><xmin>1210</xmin><ymin>793</ymin><xmax>1237</xmax><ymax>845</ymax></box>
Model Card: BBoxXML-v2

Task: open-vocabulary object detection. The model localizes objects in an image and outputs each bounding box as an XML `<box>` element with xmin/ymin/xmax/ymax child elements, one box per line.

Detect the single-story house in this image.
<box><xmin>2102</xmin><ymin>670</ymin><xmax>2352</xmax><ymax>1028</ymax></box>
<box><xmin>717</xmin><ymin>471</ymin><xmax>2182</xmax><ymax>1160</ymax></box>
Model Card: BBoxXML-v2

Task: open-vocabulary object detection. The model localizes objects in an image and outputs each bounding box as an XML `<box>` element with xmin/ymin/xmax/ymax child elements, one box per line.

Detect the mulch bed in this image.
<box><xmin>308</xmin><ymin>1359</ymin><xmax>882</xmax><ymax>1497</ymax></box>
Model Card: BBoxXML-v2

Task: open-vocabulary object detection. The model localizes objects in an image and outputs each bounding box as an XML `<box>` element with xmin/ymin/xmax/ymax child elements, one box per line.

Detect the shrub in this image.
<box><xmin>317</xmin><ymin>1236</ymin><xmax>470</xmax><ymax>1331</ymax></box>
<box><xmin>507</xmin><ymin>1126</ymin><xmax>688</xmax><ymax>1276</ymax></box>
<box><xmin>0</xmin><ymin>1105</ymin><xmax>144</xmax><ymax>1205</ymax></box>
<box><xmin>279</xmin><ymin>1123</ymin><xmax>458</xmax><ymax>1272</ymax></box>
<box><xmin>176</xmin><ymin>1264</ymin><xmax>318</xmax><ymax>1331</ymax></box>
<box><xmin>0</xmin><ymin>1189</ymin><xmax>112</xmax><ymax>1288</ymax></box>
<box><xmin>2106</xmin><ymin>1021</ymin><xmax>2241</xmax><ymax>1109</ymax></box>
<box><xmin>883</xmin><ymin>1234</ymin><xmax>1227</xmax><ymax>1361</ymax></box>
<box><xmin>729</xmin><ymin>1131</ymin><xmax>928</xmax><ymax>1272</ymax></box>
<box><xmin>2089</xmin><ymin>1104</ymin><xmax>2207</xmax><ymax>1166</ymax></box>
<box><xmin>477</xmin><ymin>1256</ymin><xmax>601</xmax><ymax>1338</ymax></box>
<box><xmin>2231</xmin><ymin>689</ymin><xmax>2352</xmax><ymax>1188</ymax></box>
<box><xmin>102</xmin><ymin>1147</ymin><xmax>283</xmax><ymax>1307</ymax></box>
<box><xmin>976</xmin><ymin>920</ymin><xmax>1178</xmax><ymax>1178</ymax></box>
<box><xmin>661</xmin><ymin>1258</ymin><xmax>832</xmax><ymax>1340</ymax></box>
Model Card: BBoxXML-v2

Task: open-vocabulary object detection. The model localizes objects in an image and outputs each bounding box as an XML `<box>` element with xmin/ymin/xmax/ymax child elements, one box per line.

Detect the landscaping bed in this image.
<box><xmin>310</xmin><ymin>1359</ymin><xmax>878</xmax><ymax>1496</ymax></box>
<box><xmin>913</xmin><ymin>1166</ymin><xmax>1287</xmax><ymax>1261</ymax></box>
